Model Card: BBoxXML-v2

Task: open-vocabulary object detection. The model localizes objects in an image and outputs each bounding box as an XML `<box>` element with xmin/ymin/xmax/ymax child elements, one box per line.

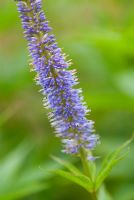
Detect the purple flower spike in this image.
<box><xmin>16</xmin><ymin>0</ymin><xmax>100</xmax><ymax>159</ymax></box>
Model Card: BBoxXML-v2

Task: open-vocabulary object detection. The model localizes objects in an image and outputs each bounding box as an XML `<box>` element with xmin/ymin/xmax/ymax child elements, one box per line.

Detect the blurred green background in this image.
<box><xmin>0</xmin><ymin>0</ymin><xmax>134</xmax><ymax>199</ymax></box>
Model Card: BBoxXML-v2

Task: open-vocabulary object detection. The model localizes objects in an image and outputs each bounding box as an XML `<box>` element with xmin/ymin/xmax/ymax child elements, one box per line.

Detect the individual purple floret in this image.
<box><xmin>16</xmin><ymin>0</ymin><xmax>99</xmax><ymax>159</ymax></box>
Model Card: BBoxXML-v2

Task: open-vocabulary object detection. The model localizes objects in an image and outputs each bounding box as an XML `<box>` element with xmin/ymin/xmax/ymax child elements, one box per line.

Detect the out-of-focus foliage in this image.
<box><xmin>0</xmin><ymin>143</ymin><xmax>47</xmax><ymax>200</ymax></box>
<box><xmin>0</xmin><ymin>0</ymin><xmax>134</xmax><ymax>200</ymax></box>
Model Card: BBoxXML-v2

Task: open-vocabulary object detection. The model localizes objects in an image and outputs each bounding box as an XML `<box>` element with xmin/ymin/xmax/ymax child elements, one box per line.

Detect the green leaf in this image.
<box><xmin>51</xmin><ymin>156</ymin><xmax>94</xmax><ymax>192</ymax></box>
<box><xmin>51</xmin><ymin>155</ymin><xmax>80</xmax><ymax>175</ymax></box>
<box><xmin>54</xmin><ymin>169</ymin><xmax>93</xmax><ymax>192</ymax></box>
<box><xmin>95</xmin><ymin>135</ymin><xmax>134</xmax><ymax>190</ymax></box>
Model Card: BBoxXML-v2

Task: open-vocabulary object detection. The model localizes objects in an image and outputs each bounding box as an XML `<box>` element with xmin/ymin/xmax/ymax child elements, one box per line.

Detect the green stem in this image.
<box><xmin>91</xmin><ymin>192</ymin><xmax>98</xmax><ymax>200</ymax></box>
<box><xmin>80</xmin><ymin>148</ymin><xmax>92</xmax><ymax>180</ymax></box>
<box><xmin>80</xmin><ymin>149</ymin><xmax>98</xmax><ymax>200</ymax></box>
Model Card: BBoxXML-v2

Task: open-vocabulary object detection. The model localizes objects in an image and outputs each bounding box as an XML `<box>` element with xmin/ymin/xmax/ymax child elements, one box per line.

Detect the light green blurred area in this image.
<box><xmin>0</xmin><ymin>0</ymin><xmax>134</xmax><ymax>199</ymax></box>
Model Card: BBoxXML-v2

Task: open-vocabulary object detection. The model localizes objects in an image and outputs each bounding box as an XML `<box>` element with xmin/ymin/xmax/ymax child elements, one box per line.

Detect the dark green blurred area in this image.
<box><xmin>0</xmin><ymin>0</ymin><xmax>134</xmax><ymax>199</ymax></box>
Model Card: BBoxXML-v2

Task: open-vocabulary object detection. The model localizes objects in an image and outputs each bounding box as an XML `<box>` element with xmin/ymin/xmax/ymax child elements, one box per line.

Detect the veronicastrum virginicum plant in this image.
<box><xmin>15</xmin><ymin>0</ymin><xmax>133</xmax><ymax>199</ymax></box>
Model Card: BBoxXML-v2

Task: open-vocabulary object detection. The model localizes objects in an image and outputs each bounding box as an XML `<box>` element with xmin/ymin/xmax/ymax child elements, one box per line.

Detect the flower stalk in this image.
<box><xmin>80</xmin><ymin>149</ymin><xmax>98</xmax><ymax>200</ymax></box>
<box><xmin>80</xmin><ymin>148</ymin><xmax>92</xmax><ymax>179</ymax></box>
<box><xmin>91</xmin><ymin>192</ymin><xmax>98</xmax><ymax>200</ymax></box>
